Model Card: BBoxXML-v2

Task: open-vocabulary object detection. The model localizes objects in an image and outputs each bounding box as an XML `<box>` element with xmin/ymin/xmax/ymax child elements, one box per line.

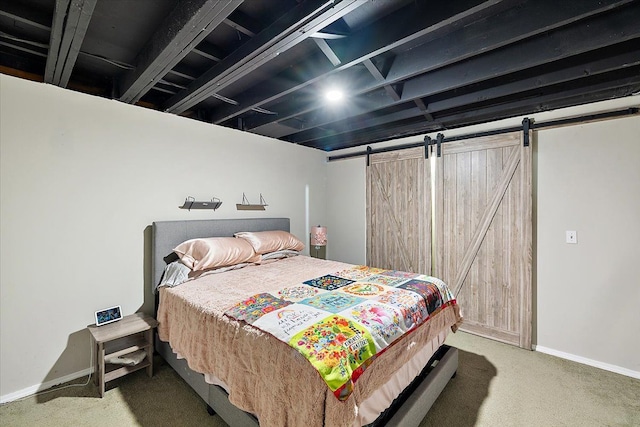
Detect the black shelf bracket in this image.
<box><xmin>424</xmin><ymin>135</ymin><xmax>431</xmax><ymax>159</ymax></box>
<box><xmin>522</xmin><ymin>117</ymin><xmax>531</xmax><ymax>146</ymax></box>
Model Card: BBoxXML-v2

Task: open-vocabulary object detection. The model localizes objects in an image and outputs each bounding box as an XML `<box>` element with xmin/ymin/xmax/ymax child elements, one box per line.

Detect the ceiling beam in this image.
<box><xmin>435</xmin><ymin>74</ymin><xmax>640</xmax><ymax>126</ymax></box>
<box><xmin>256</xmin><ymin>0</ymin><xmax>639</xmax><ymax>139</ymax></box>
<box><xmin>284</xmin><ymin>54</ymin><xmax>640</xmax><ymax>144</ymax></box>
<box><xmin>167</xmin><ymin>64</ymin><xmax>198</xmax><ymax>81</ymax></box>
<box><xmin>313</xmin><ymin>38</ymin><xmax>341</xmax><ymax>66</ymax></box>
<box><xmin>44</xmin><ymin>0</ymin><xmax>97</xmax><ymax>88</ymax></box>
<box><xmin>0</xmin><ymin>2</ymin><xmax>52</xmax><ymax>31</ymax></box>
<box><xmin>310</xmin><ymin>73</ymin><xmax>640</xmax><ymax>150</ymax></box>
<box><xmin>283</xmin><ymin>46</ymin><xmax>640</xmax><ymax>144</ymax></box>
<box><xmin>0</xmin><ymin>40</ymin><xmax>47</xmax><ymax>60</ymax></box>
<box><xmin>424</xmin><ymin>48</ymin><xmax>640</xmax><ymax>114</ymax></box>
<box><xmin>163</xmin><ymin>0</ymin><xmax>369</xmax><ymax>114</ymax></box>
<box><xmin>363</xmin><ymin>58</ymin><xmax>402</xmax><ymax>101</ymax></box>
<box><xmin>118</xmin><ymin>0</ymin><xmax>243</xmax><ymax>104</ymax></box>
<box><xmin>223</xmin><ymin>10</ymin><xmax>261</xmax><ymax>37</ymax></box>
<box><xmin>284</xmin><ymin>106</ymin><xmax>423</xmax><ymax>143</ymax></box>
<box><xmin>191</xmin><ymin>41</ymin><xmax>226</xmax><ymax>62</ymax></box>
<box><xmin>210</xmin><ymin>0</ymin><xmax>505</xmax><ymax>125</ymax></box>
<box><xmin>414</xmin><ymin>98</ymin><xmax>434</xmax><ymax>121</ymax></box>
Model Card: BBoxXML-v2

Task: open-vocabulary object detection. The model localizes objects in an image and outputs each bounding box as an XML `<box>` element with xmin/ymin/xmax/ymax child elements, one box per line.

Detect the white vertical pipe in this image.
<box><xmin>305</xmin><ymin>184</ymin><xmax>310</xmax><ymax>253</ymax></box>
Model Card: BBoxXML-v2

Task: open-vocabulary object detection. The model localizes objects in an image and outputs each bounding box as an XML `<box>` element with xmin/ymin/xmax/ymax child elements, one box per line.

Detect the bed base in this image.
<box><xmin>156</xmin><ymin>336</ymin><xmax>456</xmax><ymax>427</ymax></box>
<box><xmin>152</xmin><ymin>219</ymin><xmax>457</xmax><ymax>426</ymax></box>
<box><xmin>368</xmin><ymin>344</ymin><xmax>458</xmax><ymax>427</ymax></box>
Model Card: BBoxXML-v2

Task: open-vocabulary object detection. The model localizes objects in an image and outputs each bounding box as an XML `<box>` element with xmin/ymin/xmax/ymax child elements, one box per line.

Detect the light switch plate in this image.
<box><xmin>566</xmin><ymin>230</ymin><xmax>577</xmax><ymax>244</ymax></box>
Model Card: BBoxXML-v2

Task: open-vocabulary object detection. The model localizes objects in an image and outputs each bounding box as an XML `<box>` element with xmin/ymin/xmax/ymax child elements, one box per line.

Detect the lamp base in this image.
<box><xmin>310</xmin><ymin>245</ymin><xmax>326</xmax><ymax>260</ymax></box>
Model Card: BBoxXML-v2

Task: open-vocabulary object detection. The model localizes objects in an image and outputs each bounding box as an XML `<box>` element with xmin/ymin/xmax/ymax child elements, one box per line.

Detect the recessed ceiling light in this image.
<box><xmin>325</xmin><ymin>89</ymin><xmax>344</xmax><ymax>103</ymax></box>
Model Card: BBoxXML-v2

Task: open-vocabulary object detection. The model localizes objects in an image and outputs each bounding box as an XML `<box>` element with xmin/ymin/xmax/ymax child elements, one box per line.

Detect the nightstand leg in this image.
<box><xmin>145</xmin><ymin>329</ymin><xmax>153</xmax><ymax>378</ymax></box>
<box><xmin>93</xmin><ymin>339</ymin><xmax>99</xmax><ymax>387</ymax></box>
<box><xmin>97</xmin><ymin>342</ymin><xmax>105</xmax><ymax>397</ymax></box>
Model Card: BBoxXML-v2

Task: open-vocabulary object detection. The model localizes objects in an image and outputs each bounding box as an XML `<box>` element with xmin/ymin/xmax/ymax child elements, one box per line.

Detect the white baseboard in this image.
<box><xmin>534</xmin><ymin>345</ymin><xmax>640</xmax><ymax>379</ymax></box>
<box><xmin>0</xmin><ymin>368</ymin><xmax>92</xmax><ymax>404</ymax></box>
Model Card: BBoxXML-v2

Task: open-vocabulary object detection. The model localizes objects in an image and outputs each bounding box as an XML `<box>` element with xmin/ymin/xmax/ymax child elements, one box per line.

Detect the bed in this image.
<box><xmin>152</xmin><ymin>218</ymin><xmax>462</xmax><ymax>427</ymax></box>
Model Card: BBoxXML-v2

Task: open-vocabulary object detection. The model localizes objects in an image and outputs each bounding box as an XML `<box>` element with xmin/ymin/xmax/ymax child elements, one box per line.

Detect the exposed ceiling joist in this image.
<box><xmin>436</xmin><ymin>73</ymin><xmax>640</xmax><ymax>126</ymax></box>
<box><xmin>223</xmin><ymin>10</ymin><xmax>260</xmax><ymax>37</ymax></box>
<box><xmin>0</xmin><ymin>40</ymin><xmax>47</xmax><ymax>58</ymax></box>
<box><xmin>363</xmin><ymin>58</ymin><xmax>402</xmax><ymax>101</ymax></box>
<box><xmin>414</xmin><ymin>99</ymin><xmax>435</xmax><ymax>122</ymax></box>
<box><xmin>313</xmin><ymin>38</ymin><xmax>341</xmax><ymax>66</ymax></box>
<box><xmin>210</xmin><ymin>0</ymin><xmax>505</xmax><ymax>126</ymax></box>
<box><xmin>3</xmin><ymin>0</ymin><xmax>637</xmax><ymax>151</ymax></box>
<box><xmin>191</xmin><ymin>41</ymin><xmax>226</xmax><ymax>63</ymax></box>
<box><xmin>315</xmin><ymin>73</ymin><xmax>640</xmax><ymax>150</ymax></box>
<box><xmin>292</xmin><ymin>47</ymin><xmax>640</xmax><ymax>144</ymax></box>
<box><xmin>44</xmin><ymin>0</ymin><xmax>96</xmax><ymax>88</ymax></box>
<box><xmin>0</xmin><ymin>2</ymin><xmax>51</xmax><ymax>31</ymax></box>
<box><xmin>163</xmin><ymin>0</ymin><xmax>368</xmax><ymax>114</ymax></box>
<box><xmin>256</xmin><ymin>0</ymin><xmax>638</xmax><ymax>140</ymax></box>
<box><xmin>118</xmin><ymin>0</ymin><xmax>243</xmax><ymax>104</ymax></box>
<box><xmin>424</xmin><ymin>47</ymin><xmax>640</xmax><ymax>114</ymax></box>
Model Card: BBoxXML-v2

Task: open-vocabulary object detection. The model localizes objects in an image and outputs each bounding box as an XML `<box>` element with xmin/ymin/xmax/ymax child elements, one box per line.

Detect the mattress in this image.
<box><xmin>157</xmin><ymin>255</ymin><xmax>462</xmax><ymax>427</ymax></box>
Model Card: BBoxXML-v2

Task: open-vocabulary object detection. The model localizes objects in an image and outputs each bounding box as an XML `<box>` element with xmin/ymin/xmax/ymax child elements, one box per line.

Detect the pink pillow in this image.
<box><xmin>173</xmin><ymin>237</ymin><xmax>260</xmax><ymax>271</ymax></box>
<box><xmin>234</xmin><ymin>230</ymin><xmax>304</xmax><ymax>255</ymax></box>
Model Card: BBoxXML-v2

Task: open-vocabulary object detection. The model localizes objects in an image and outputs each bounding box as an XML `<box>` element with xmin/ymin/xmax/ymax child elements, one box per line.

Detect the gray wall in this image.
<box><xmin>0</xmin><ymin>75</ymin><xmax>327</xmax><ymax>399</ymax></box>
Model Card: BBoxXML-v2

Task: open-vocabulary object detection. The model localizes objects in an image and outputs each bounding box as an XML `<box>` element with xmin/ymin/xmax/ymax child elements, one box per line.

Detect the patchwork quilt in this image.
<box><xmin>225</xmin><ymin>265</ymin><xmax>458</xmax><ymax>401</ymax></box>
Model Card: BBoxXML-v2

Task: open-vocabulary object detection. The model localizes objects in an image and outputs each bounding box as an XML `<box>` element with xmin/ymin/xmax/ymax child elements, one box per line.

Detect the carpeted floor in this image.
<box><xmin>1</xmin><ymin>332</ymin><xmax>638</xmax><ymax>426</ymax></box>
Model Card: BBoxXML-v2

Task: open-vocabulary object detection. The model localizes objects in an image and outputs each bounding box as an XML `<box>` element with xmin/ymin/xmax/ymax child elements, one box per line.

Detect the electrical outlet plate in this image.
<box><xmin>566</xmin><ymin>230</ymin><xmax>577</xmax><ymax>244</ymax></box>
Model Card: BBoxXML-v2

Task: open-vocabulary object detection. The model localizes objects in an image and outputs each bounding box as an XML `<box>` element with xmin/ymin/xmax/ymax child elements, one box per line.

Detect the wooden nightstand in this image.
<box><xmin>87</xmin><ymin>312</ymin><xmax>158</xmax><ymax>397</ymax></box>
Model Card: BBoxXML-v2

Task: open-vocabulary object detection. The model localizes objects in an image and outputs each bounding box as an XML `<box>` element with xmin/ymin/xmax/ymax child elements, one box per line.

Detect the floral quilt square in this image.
<box><xmin>225</xmin><ymin>293</ymin><xmax>292</xmax><ymax>324</ymax></box>
<box><xmin>289</xmin><ymin>315</ymin><xmax>376</xmax><ymax>395</ymax></box>
<box><xmin>304</xmin><ymin>275</ymin><xmax>354</xmax><ymax>291</ymax></box>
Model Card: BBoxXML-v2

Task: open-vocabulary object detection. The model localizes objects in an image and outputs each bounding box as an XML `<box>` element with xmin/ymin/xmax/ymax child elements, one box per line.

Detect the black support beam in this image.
<box><xmin>118</xmin><ymin>0</ymin><xmax>243</xmax><ymax>104</ymax></box>
<box><xmin>259</xmin><ymin>0</ymin><xmax>639</xmax><ymax>141</ymax></box>
<box><xmin>164</xmin><ymin>0</ymin><xmax>367</xmax><ymax>114</ymax></box>
<box><xmin>284</xmin><ymin>45</ymin><xmax>640</xmax><ymax>144</ymax></box>
<box><xmin>44</xmin><ymin>0</ymin><xmax>97</xmax><ymax>88</ymax></box>
<box><xmin>209</xmin><ymin>0</ymin><xmax>506</xmax><ymax>125</ymax></box>
<box><xmin>0</xmin><ymin>2</ymin><xmax>52</xmax><ymax>31</ymax></box>
<box><xmin>313</xmin><ymin>38</ymin><xmax>341</xmax><ymax>66</ymax></box>
<box><xmin>311</xmin><ymin>72</ymin><xmax>640</xmax><ymax>150</ymax></box>
<box><xmin>223</xmin><ymin>10</ymin><xmax>261</xmax><ymax>37</ymax></box>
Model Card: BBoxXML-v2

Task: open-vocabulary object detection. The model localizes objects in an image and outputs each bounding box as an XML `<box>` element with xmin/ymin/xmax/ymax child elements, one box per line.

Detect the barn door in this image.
<box><xmin>366</xmin><ymin>147</ymin><xmax>431</xmax><ymax>274</ymax></box>
<box><xmin>434</xmin><ymin>132</ymin><xmax>532</xmax><ymax>349</ymax></box>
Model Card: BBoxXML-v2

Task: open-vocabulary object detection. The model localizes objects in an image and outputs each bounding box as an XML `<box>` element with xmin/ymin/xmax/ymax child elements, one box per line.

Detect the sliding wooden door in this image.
<box><xmin>433</xmin><ymin>132</ymin><xmax>532</xmax><ymax>349</ymax></box>
<box><xmin>366</xmin><ymin>147</ymin><xmax>431</xmax><ymax>274</ymax></box>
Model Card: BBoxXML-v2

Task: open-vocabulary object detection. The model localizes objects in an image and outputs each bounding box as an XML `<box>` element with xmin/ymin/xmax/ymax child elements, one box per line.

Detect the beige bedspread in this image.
<box><xmin>157</xmin><ymin>256</ymin><xmax>462</xmax><ymax>427</ymax></box>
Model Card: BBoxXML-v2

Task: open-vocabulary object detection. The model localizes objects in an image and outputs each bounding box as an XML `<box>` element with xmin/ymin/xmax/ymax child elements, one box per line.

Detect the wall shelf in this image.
<box><xmin>179</xmin><ymin>197</ymin><xmax>222</xmax><ymax>211</ymax></box>
<box><xmin>236</xmin><ymin>193</ymin><xmax>268</xmax><ymax>211</ymax></box>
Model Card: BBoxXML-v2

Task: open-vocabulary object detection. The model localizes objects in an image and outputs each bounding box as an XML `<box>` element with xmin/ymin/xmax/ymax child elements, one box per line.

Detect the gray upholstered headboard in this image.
<box><xmin>152</xmin><ymin>218</ymin><xmax>290</xmax><ymax>288</ymax></box>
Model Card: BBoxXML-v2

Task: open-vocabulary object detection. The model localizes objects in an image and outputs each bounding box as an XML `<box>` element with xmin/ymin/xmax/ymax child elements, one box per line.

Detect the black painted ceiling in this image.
<box><xmin>1</xmin><ymin>0</ymin><xmax>639</xmax><ymax>151</ymax></box>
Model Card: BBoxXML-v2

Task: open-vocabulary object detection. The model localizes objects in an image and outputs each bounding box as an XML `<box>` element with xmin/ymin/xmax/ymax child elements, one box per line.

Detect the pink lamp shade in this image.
<box><xmin>310</xmin><ymin>225</ymin><xmax>327</xmax><ymax>246</ymax></box>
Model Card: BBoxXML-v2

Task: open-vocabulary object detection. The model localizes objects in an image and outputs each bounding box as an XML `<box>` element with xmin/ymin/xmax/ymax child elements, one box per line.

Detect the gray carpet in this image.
<box><xmin>1</xmin><ymin>332</ymin><xmax>638</xmax><ymax>426</ymax></box>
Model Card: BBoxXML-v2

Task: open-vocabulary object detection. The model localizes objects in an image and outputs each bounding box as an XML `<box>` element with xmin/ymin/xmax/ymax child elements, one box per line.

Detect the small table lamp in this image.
<box><xmin>310</xmin><ymin>225</ymin><xmax>327</xmax><ymax>259</ymax></box>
